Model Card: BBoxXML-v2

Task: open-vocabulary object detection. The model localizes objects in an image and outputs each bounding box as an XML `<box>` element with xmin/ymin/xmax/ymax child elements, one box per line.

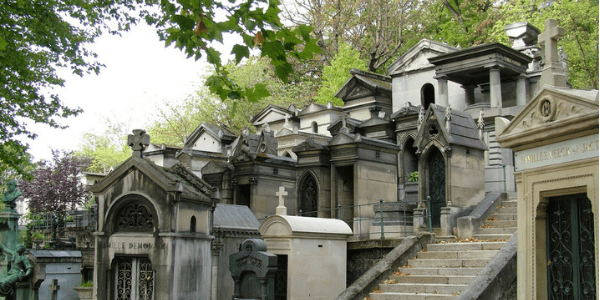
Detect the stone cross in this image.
<box><xmin>49</xmin><ymin>279</ymin><xmax>60</xmax><ymax>300</ymax></box>
<box><xmin>284</xmin><ymin>114</ymin><xmax>291</xmax><ymax>129</ymax></box>
<box><xmin>128</xmin><ymin>129</ymin><xmax>150</xmax><ymax>158</ymax></box>
<box><xmin>538</xmin><ymin>19</ymin><xmax>567</xmax><ymax>88</ymax></box>
<box><xmin>275</xmin><ymin>186</ymin><xmax>288</xmax><ymax>215</ymax></box>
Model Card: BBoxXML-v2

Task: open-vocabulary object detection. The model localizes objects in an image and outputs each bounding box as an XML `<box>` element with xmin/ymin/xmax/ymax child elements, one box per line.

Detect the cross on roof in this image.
<box><xmin>128</xmin><ymin>129</ymin><xmax>150</xmax><ymax>158</ymax></box>
<box><xmin>275</xmin><ymin>186</ymin><xmax>288</xmax><ymax>215</ymax></box>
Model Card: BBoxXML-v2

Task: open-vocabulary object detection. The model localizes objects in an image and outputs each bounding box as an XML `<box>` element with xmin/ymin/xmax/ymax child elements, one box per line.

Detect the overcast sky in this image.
<box><xmin>23</xmin><ymin>23</ymin><xmax>212</xmax><ymax>162</ymax></box>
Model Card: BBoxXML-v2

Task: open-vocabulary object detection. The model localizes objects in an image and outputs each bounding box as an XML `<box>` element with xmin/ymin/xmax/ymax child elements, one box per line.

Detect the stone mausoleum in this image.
<box><xmin>85</xmin><ymin>19</ymin><xmax>598</xmax><ymax>300</ymax></box>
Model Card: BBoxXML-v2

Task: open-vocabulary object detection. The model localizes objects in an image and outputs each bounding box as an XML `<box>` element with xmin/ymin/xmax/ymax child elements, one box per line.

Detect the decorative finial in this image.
<box><xmin>417</xmin><ymin>106</ymin><xmax>425</xmax><ymax>131</ymax></box>
<box><xmin>128</xmin><ymin>129</ymin><xmax>150</xmax><ymax>158</ymax></box>
<box><xmin>284</xmin><ymin>114</ymin><xmax>291</xmax><ymax>129</ymax></box>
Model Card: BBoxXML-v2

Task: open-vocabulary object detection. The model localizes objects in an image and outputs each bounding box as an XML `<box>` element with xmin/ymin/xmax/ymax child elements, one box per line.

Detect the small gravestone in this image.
<box><xmin>229</xmin><ymin>239</ymin><xmax>277</xmax><ymax>300</ymax></box>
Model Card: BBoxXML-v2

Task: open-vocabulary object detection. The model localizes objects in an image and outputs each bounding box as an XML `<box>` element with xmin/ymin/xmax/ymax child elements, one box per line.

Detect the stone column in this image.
<box><xmin>462</xmin><ymin>84</ymin><xmax>476</xmax><ymax>106</ymax></box>
<box><xmin>436</xmin><ymin>76</ymin><xmax>449</xmax><ymax>108</ymax></box>
<box><xmin>516</xmin><ymin>74</ymin><xmax>528</xmax><ymax>106</ymax></box>
<box><xmin>413</xmin><ymin>208</ymin><xmax>424</xmax><ymax>233</ymax></box>
<box><xmin>489</xmin><ymin>68</ymin><xmax>503</xmax><ymax>109</ymax></box>
<box><xmin>440</xmin><ymin>207</ymin><xmax>453</xmax><ymax>236</ymax></box>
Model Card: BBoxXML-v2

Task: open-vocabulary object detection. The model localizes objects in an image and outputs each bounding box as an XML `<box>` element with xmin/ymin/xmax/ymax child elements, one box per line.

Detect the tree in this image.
<box><xmin>76</xmin><ymin>119</ymin><xmax>132</xmax><ymax>173</ymax></box>
<box><xmin>489</xmin><ymin>0</ymin><xmax>599</xmax><ymax>90</ymax></box>
<box><xmin>20</xmin><ymin>151</ymin><xmax>89</xmax><ymax>216</ymax></box>
<box><xmin>281</xmin><ymin>0</ymin><xmax>428</xmax><ymax>73</ymax></box>
<box><xmin>1</xmin><ymin>0</ymin><xmax>320</xmax><ymax>177</ymax></box>
<box><xmin>315</xmin><ymin>43</ymin><xmax>367</xmax><ymax>106</ymax></box>
<box><xmin>148</xmin><ymin>56</ymin><xmax>318</xmax><ymax>145</ymax></box>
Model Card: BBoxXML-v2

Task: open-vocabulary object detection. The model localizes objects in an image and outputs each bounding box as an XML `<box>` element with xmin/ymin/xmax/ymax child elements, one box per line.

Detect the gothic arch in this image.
<box><xmin>298</xmin><ymin>171</ymin><xmax>319</xmax><ymax>217</ymax></box>
<box><xmin>400</xmin><ymin>135</ymin><xmax>419</xmax><ymax>182</ymax></box>
<box><xmin>420</xmin><ymin>145</ymin><xmax>446</xmax><ymax>227</ymax></box>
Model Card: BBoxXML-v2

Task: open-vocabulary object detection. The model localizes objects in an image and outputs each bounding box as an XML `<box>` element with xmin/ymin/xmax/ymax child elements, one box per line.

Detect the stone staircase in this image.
<box><xmin>368</xmin><ymin>198</ymin><xmax>517</xmax><ymax>300</ymax></box>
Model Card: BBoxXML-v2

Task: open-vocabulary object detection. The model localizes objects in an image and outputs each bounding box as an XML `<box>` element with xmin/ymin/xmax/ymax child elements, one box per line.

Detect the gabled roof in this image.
<box><xmin>415</xmin><ymin>104</ymin><xmax>487</xmax><ymax>151</ymax></box>
<box><xmin>327</xmin><ymin>116</ymin><xmax>362</xmax><ymax>134</ymax></box>
<box><xmin>497</xmin><ymin>86</ymin><xmax>599</xmax><ymax>150</ymax></box>
<box><xmin>335</xmin><ymin>69</ymin><xmax>392</xmax><ymax>101</ymax></box>
<box><xmin>387</xmin><ymin>39</ymin><xmax>458</xmax><ymax>76</ymax></box>
<box><xmin>359</xmin><ymin>116</ymin><xmax>391</xmax><ymax>128</ymax></box>
<box><xmin>391</xmin><ymin>102</ymin><xmax>421</xmax><ymax>119</ymax></box>
<box><xmin>90</xmin><ymin>156</ymin><xmax>214</xmax><ymax>203</ymax></box>
<box><xmin>250</xmin><ymin>104</ymin><xmax>296</xmax><ymax>124</ymax></box>
<box><xmin>201</xmin><ymin>160</ymin><xmax>233</xmax><ymax>175</ymax></box>
<box><xmin>297</xmin><ymin>102</ymin><xmax>341</xmax><ymax>116</ymax></box>
<box><xmin>329</xmin><ymin>132</ymin><xmax>400</xmax><ymax>150</ymax></box>
<box><xmin>292</xmin><ymin>135</ymin><xmax>330</xmax><ymax>152</ymax></box>
<box><xmin>184</xmin><ymin>122</ymin><xmax>236</xmax><ymax>149</ymax></box>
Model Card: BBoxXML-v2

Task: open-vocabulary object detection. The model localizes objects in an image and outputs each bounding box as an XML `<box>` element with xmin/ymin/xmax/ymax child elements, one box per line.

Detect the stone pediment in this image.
<box><xmin>297</xmin><ymin>103</ymin><xmax>329</xmax><ymax>116</ymax></box>
<box><xmin>497</xmin><ymin>86</ymin><xmax>599</xmax><ymax>149</ymax></box>
<box><xmin>329</xmin><ymin>132</ymin><xmax>357</xmax><ymax>146</ymax></box>
<box><xmin>335</xmin><ymin>69</ymin><xmax>392</xmax><ymax>101</ymax></box>
<box><xmin>387</xmin><ymin>39</ymin><xmax>458</xmax><ymax>76</ymax></box>
<box><xmin>293</xmin><ymin>136</ymin><xmax>329</xmax><ymax>152</ymax></box>
<box><xmin>184</xmin><ymin>122</ymin><xmax>235</xmax><ymax>149</ymax></box>
<box><xmin>359</xmin><ymin>117</ymin><xmax>390</xmax><ymax>128</ymax></box>
<box><xmin>391</xmin><ymin>102</ymin><xmax>420</xmax><ymax>119</ymax></box>
<box><xmin>257</xmin><ymin>130</ymin><xmax>278</xmax><ymax>155</ymax></box>
<box><xmin>251</xmin><ymin>104</ymin><xmax>294</xmax><ymax>125</ymax></box>
<box><xmin>91</xmin><ymin>156</ymin><xmax>213</xmax><ymax>203</ymax></box>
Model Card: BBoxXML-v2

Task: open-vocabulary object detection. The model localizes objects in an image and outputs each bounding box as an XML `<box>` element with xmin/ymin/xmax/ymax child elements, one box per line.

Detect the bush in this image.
<box><xmin>408</xmin><ymin>171</ymin><xmax>419</xmax><ymax>182</ymax></box>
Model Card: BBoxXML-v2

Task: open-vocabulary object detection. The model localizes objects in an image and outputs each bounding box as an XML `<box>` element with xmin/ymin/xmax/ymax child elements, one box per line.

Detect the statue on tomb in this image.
<box><xmin>0</xmin><ymin>242</ymin><xmax>32</xmax><ymax>298</ymax></box>
<box><xmin>477</xmin><ymin>110</ymin><xmax>485</xmax><ymax>141</ymax></box>
<box><xmin>2</xmin><ymin>180</ymin><xmax>20</xmax><ymax>212</ymax></box>
<box><xmin>558</xmin><ymin>47</ymin><xmax>568</xmax><ymax>74</ymax></box>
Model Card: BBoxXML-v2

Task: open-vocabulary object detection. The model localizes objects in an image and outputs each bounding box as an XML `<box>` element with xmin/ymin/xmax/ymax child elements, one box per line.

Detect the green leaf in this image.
<box><xmin>245</xmin><ymin>83</ymin><xmax>271</xmax><ymax>102</ymax></box>
<box><xmin>206</xmin><ymin>47</ymin><xmax>222</xmax><ymax>67</ymax></box>
<box><xmin>262</xmin><ymin>41</ymin><xmax>286</xmax><ymax>61</ymax></box>
<box><xmin>274</xmin><ymin>62</ymin><xmax>293</xmax><ymax>82</ymax></box>
<box><xmin>0</xmin><ymin>36</ymin><xmax>7</xmax><ymax>51</ymax></box>
<box><xmin>232</xmin><ymin>44</ymin><xmax>250</xmax><ymax>64</ymax></box>
<box><xmin>171</xmin><ymin>15</ymin><xmax>195</xmax><ymax>31</ymax></box>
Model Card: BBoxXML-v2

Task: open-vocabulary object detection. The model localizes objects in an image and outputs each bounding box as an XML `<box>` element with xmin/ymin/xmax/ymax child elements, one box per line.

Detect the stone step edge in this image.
<box><xmin>370</xmin><ymin>291</ymin><xmax>457</xmax><ymax>296</ymax></box>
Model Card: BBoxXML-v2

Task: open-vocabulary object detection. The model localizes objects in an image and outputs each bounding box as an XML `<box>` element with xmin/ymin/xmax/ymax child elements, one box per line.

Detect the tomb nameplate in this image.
<box><xmin>514</xmin><ymin>134</ymin><xmax>599</xmax><ymax>171</ymax></box>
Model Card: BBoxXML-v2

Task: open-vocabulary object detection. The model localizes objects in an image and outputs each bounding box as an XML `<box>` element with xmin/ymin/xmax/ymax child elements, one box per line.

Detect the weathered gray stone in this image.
<box><xmin>229</xmin><ymin>239</ymin><xmax>278</xmax><ymax>300</ymax></box>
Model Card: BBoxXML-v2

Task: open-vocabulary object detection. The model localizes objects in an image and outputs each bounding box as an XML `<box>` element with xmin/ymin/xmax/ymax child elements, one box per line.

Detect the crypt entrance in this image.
<box><xmin>545</xmin><ymin>193</ymin><xmax>596</xmax><ymax>300</ymax></box>
<box><xmin>114</xmin><ymin>256</ymin><xmax>155</xmax><ymax>300</ymax></box>
<box><xmin>426</xmin><ymin>146</ymin><xmax>446</xmax><ymax>227</ymax></box>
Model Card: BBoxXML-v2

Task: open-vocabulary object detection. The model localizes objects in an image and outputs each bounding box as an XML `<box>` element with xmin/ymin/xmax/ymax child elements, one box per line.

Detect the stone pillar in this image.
<box><xmin>462</xmin><ymin>84</ymin><xmax>476</xmax><ymax>106</ymax></box>
<box><xmin>413</xmin><ymin>208</ymin><xmax>424</xmax><ymax>233</ymax></box>
<box><xmin>436</xmin><ymin>76</ymin><xmax>449</xmax><ymax>108</ymax></box>
<box><xmin>440</xmin><ymin>207</ymin><xmax>453</xmax><ymax>236</ymax></box>
<box><xmin>489</xmin><ymin>68</ymin><xmax>503</xmax><ymax>108</ymax></box>
<box><xmin>0</xmin><ymin>210</ymin><xmax>20</xmax><ymax>251</ymax></box>
<box><xmin>516</xmin><ymin>74</ymin><xmax>528</xmax><ymax>106</ymax></box>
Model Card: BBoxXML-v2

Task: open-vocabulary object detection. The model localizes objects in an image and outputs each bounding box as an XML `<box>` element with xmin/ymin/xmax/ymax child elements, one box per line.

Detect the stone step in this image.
<box><xmin>408</xmin><ymin>258</ymin><xmax>491</xmax><ymax>268</ymax></box>
<box><xmin>489</xmin><ymin>212</ymin><xmax>517</xmax><ymax>220</ymax></box>
<box><xmin>427</xmin><ymin>242</ymin><xmax>505</xmax><ymax>251</ymax></box>
<box><xmin>483</xmin><ymin>220</ymin><xmax>517</xmax><ymax>227</ymax></box>
<box><xmin>500</xmin><ymin>200</ymin><xmax>517</xmax><ymax>207</ymax></box>
<box><xmin>417</xmin><ymin>250</ymin><xmax>498</xmax><ymax>260</ymax></box>
<box><xmin>435</xmin><ymin>236</ymin><xmax>458</xmax><ymax>243</ymax></box>
<box><xmin>471</xmin><ymin>233</ymin><xmax>513</xmax><ymax>242</ymax></box>
<box><xmin>370</xmin><ymin>292</ymin><xmax>456</xmax><ymax>300</ymax></box>
<box><xmin>380</xmin><ymin>283</ymin><xmax>467</xmax><ymax>294</ymax></box>
<box><xmin>476</xmin><ymin>227</ymin><xmax>517</xmax><ymax>235</ymax></box>
<box><xmin>390</xmin><ymin>274</ymin><xmax>476</xmax><ymax>285</ymax></box>
<box><xmin>495</xmin><ymin>206</ymin><xmax>517</xmax><ymax>214</ymax></box>
<box><xmin>397</xmin><ymin>267</ymin><xmax>482</xmax><ymax>276</ymax></box>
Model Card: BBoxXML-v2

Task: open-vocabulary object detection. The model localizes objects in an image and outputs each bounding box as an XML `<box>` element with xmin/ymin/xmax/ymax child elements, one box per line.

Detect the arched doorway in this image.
<box><xmin>427</xmin><ymin>147</ymin><xmax>445</xmax><ymax>227</ymax></box>
<box><xmin>402</xmin><ymin>137</ymin><xmax>418</xmax><ymax>181</ymax></box>
<box><xmin>421</xmin><ymin>84</ymin><xmax>435</xmax><ymax>110</ymax></box>
<box><xmin>299</xmin><ymin>174</ymin><xmax>318</xmax><ymax>217</ymax></box>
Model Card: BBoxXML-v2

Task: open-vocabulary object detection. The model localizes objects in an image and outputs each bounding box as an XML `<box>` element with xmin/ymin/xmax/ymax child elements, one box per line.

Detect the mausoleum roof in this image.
<box><xmin>213</xmin><ymin>204</ymin><xmax>260</xmax><ymax>231</ymax></box>
<box><xmin>335</xmin><ymin>69</ymin><xmax>392</xmax><ymax>101</ymax></box>
<box><xmin>259</xmin><ymin>215</ymin><xmax>352</xmax><ymax>238</ymax></box>
<box><xmin>421</xmin><ymin>104</ymin><xmax>487</xmax><ymax>151</ymax></box>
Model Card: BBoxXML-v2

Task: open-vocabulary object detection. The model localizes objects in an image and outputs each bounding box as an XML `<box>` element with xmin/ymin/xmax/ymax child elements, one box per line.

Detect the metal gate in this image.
<box><xmin>547</xmin><ymin>194</ymin><xmax>596</xmax><ymax>300</ymax></box>
<box><xmin>274</xmin><ymin>255</ymin><xmax>288</xmax><ymax>300</ymax></box>
<box><xmin>116</xmin><ymin>257</ymin><xmax>155</xmax><ymax>300</ymax></box>
<box><xmin>428</xmin><ymin>149</ymin><xmax>445</xmax><ymax>227</ymax></box>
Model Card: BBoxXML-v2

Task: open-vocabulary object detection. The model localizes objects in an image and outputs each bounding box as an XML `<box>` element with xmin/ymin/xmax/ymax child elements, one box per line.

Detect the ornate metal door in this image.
<box><xmin>428</xmin><ymin>149</ymin><xmax>445</xmax><ymax>227</ymax></box>
<box><xmin>116</xmin><ymin>257</ymin><xmax>155</xmax><ymax>300</ymax></box>
<box><xmin>300</xmin><ymin>176</ymin><xmax>318</xmax><ymax>217</ymax></box>
<box><xmin>547</xmin><ymin>194</ymin><xmax>596</xmax><ymax>300</ymax></box>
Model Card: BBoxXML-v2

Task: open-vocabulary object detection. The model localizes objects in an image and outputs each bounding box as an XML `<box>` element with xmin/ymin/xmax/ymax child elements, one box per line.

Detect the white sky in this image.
<box><xmin>23</xmin><ymin>23</ymin><xmax>213</xmax><ymax>162</ymax></box>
